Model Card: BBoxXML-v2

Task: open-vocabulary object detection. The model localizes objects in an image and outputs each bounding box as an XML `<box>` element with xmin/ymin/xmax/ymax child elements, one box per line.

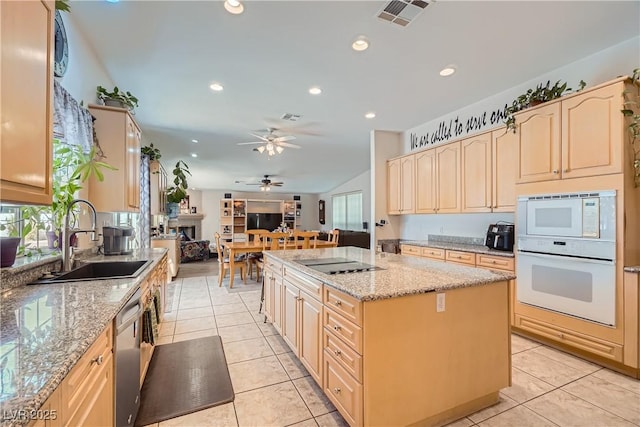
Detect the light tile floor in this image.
<box><xmin>145</xmin><ymin>272</ymin><xmax>640</xmax><ymax>427</ymax></box>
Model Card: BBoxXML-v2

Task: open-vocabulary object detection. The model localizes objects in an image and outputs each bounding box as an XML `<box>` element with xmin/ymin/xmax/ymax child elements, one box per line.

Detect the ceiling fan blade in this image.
<box><xmin>277</xmin><ymin>142</ymin><xmax>301</xmax><ymax>149</ymax></box>
<box><xmin>245</xmin><ymin>183</ymin><xmax>261</xmax><ymax>185</ymax></box>
<box><xmin>272</xmin><ymin>182</ymin><xmax>284</xmax><ymax>186</ymax></box>
<box><xmin>237</xmin><ymin>141</ymin><xmax>265</xmax><ymax>145</ymax></box>
<box><xmin>249</xmin><ymin>133</ymin><xmax>270</xmax><ymax>142</ymax></box>
<box><xmin>273</xmin><ymin>135</ymin><xmax>296</xmax><ymax>142</ymax></box>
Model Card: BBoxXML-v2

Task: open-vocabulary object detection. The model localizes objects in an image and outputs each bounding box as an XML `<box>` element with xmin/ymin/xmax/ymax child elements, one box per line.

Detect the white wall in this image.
<box><xmin>318</xmin><ymin>170</ymin><xmax>371</xmax><ymax>232</ymax></box>
<box><xmin>196</xmin><ymin>189</ymin><xmax>319</xmax><ymax>241</ymax></box>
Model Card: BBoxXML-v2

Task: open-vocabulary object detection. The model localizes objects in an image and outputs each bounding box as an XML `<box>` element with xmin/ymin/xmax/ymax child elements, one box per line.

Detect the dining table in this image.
<box><xmin>222</xmin><ymin>239</ymin><xmax>337</xmax><ymax>288</ymax></box>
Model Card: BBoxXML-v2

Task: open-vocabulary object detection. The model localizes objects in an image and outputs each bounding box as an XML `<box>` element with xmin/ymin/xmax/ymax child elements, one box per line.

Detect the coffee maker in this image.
<box><xmin>103</xmin><ymin>226</ymin><xmax>134</xmax><ymax>255</ymax></box>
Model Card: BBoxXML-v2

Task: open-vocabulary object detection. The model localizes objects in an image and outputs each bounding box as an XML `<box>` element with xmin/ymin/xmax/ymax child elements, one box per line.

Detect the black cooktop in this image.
<box><xmin>297</xmin><ymin>258</ymin><xmax>381</xmax><ymax>275</ymax></box>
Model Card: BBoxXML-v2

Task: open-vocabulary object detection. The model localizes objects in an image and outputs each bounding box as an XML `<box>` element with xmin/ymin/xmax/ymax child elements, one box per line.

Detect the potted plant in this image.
<box><xmin>504</xmin><ymin>79</ymin><xmax>586</xmax><ymax>132</ymax></box>
<box><xmin>96</xmin><ymin>86</ymin><xmax>139</xmax><ymax>112</ymax></box>
<box><xmin>622</xmin><ymin>68</ymin><xmax>640</xmax><ymax>187</ymax></box>
<box><xmin>166</xmin><ymin>160</ymin><xmax>191</xmax><ymax>218</ymax></box>
<box><xmin>141</xmin><ymin>143</ymin><xmax>162</xmax><ymax>161</ymax></box>
<box><xmin>0</xmin><ymin>220</ymin><xmax>22</xmax><ymax>268</ymax></box>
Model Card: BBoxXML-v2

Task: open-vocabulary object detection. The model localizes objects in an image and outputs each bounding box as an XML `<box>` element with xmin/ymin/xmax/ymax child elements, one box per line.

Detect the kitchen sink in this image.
<box><xmin>30</xmin><ymin>260</ymin><xmax>151</xmax><ymax>284</ymax></box>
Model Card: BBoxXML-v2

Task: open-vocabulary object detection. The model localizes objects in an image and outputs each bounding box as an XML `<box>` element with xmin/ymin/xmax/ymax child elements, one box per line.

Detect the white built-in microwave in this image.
<box><xmin>517</xmin><ymin>191</ymin><xmax>616</xmax><ymax>240</ymax></box>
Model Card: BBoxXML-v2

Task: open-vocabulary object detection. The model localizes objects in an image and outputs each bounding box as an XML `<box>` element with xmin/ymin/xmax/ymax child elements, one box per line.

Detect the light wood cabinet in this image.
<box><xmin>219</xmin><ymin>199</ymin><xmax>247</xmax><ymax>243</ymax></box>
<box><xmin>415</xmin><ymin>149</ymin><xmax>437</xmax><ymax>214</ymax></box>
<box><xmin>400</xmin><ymin>244</ymin><xmax>421</xmax><ymax>257</ymax></box>
<box><xmin>461</xmin><ymin>132</ymin><xmax>492</xmax><ymax>212</ymax></box>
<box><xmin>151</xmin><ymin>236</ymin><xmax>180</xmax><ymax>279</ymax></box>
<box><xmin>421</xmin><ymin>246</ymin><xmax>445</xmax><ymax>260</ymax></box>
<box><xmin>264</xmin><ymin>258</ymin><xmax>284</xmax><ymax>332</ymax></box>
<box><xmin>491</xmin><ymin>127</ymin><xmax>517</xmax><ymax>212</ymax></box>
<box><xmin>140</xmin><ymin>254</ymin><xmax>168</xmax><ymax>386</ymax></box>
<box><xmin>88</xmin><ymin>105</ymin><xmax>141</xmax><ymax>212</ymax></box>
<box><xmin>561</xmin><ymin>81</ymin><xmax>624</xmax><ymax>179</ymax></box>
<box><xmin>445</xmin><ymin>250</ymin><xmax>476</xmax><ymax>266</ymax></box>
<box><xmin>150</xmin><ymin>160</ymin><xmax>167</xmax><ymax>215</ymax></box>
<box><xmin>435</xmin><ymin>141</ymin><xmax>461</xmax><ymax>213</ymax></box>
<box><xmin>28</xmin><ymin>387</ymin><xmax>60</xmax><ymax>427</ymax></box>
<box><xmin>387</xmin><ymin>155</ymin><xmax>415</xmax><ymax>214</ymax></box>
<box><xmin>0</xmin><ymin>0</ymin><xmax>54</xmax><ymax>205</ymax></box>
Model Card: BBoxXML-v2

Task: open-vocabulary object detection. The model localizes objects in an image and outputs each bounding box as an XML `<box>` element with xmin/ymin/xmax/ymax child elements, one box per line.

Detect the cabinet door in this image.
<box><xmin>387</xmin><ymin>159</ymin><xmax>401</xmax><ymax>214</ymax></box>
<box><xmin>415</xmin><ymin>150</ymin><xmax>436</xmax><ymax>213</ymax></box>
<box><xmin>492</xmin><ymin>128</ymin><xmax>517</xmax><ymax>212</ymax></box>
<box><xmin>299</xmin><ymin>290</ymin><xmax>323</xmax><ymax>386</ymax></box>
<box><xmin>273</xmin><ymin>275</ymin><xmax>283</xmax><ymax>333</ymax></box>
<box><xmin>65</xmin><ymin>354</ymin><xmax>113</xmax><ymax>427</ymax></box>
<box><xmin>461</xmin><ymin>133</ymin><xmax>492</xmax><ymax>212</ymax></box>
<box><xmin>436</xmin><ymin>141</ymin><xmax>461</xmax><ymax>213</ymax></box>
<box><xmin>400</xmin><ymin>155</ymin><xmax>415</xmax><ymax>213</ymax></box>
<box><xmin>282</xmin><ymin>281</ymin><xmax>299</xmax><ymax>353</ymax></box>
<box><xmin>516</xmin><ymin>102</ymin><xmax>561</xmax><ymax>183</ymax></box>
<box><xmin>561</xmin><ymin>82</ymin><xmax>624</xmax><ymax>179</ymax></box>
<box><xmin>0</xmin><ymin>0</ymin><xmax>54</xmax><ymax>205</ymax></box>
<box><xmin>126</xmin><ymin>116</ymin><xmax>141</xmax><ymax>210</ymax></box>
<box><xmin>264</xmin><ymin>269</ymin><xmax>273</xmax><ymax>322</ymax></box>
<box><xmin>150</xmin><ymin>160</ymin><xmax>167</xmax><ymax>215</ymax></box>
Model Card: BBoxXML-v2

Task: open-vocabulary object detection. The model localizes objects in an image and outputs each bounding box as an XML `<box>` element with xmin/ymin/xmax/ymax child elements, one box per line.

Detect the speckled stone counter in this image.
<box><xmin>266</xmin><ymin>246</ymin><xmax>514</xmax><ymax>302</ymax></box>
<box><xmin>625</xmin><ymin>266</ymin><xmax>640</xmax><ymax>273</ymax></box>
<box><xmin>400</xmin><ymin>240</ymin><xmax>514</xmax><ymax>258</ymax></box>
<box><xmin>0</xmin><ymin>248</ymin><xmax>167</xmax><ymax>427</ymax></box>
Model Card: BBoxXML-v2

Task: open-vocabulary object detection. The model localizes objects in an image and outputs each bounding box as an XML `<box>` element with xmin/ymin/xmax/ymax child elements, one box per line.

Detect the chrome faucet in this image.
<box><xmin>62</xmin><ymin>199</ymin><xmax>99</xmax><ymax>272</ymax></box>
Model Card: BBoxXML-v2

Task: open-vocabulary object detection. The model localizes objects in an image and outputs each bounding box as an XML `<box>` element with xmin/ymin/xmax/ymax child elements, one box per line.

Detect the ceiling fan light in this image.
<box><xmin>256</xmin><ymin>146</ymin><xmax>265</xmax><ymax>153</ymax></box>
<box><xmin>276</xmin><ymin>145</ymin><xmax>284</xmax><ymax>154</ymax></box>
<box><xmin>266</xmin><ymin>186</ymin><xmax>271</xmax><ymax>191</ymax></box>
<box><xmin>224</xmin><ymin>0</ymin><xmax>244</xmax><ymax>14</ymax></box>
<box><xmin>260</xmin><ymin>186</ymin><xmax>265</xmax><ymax>191</ymax></box>
<box><xmin>266</xmin><ymin>142</ymin><xmax>274</xmax><ymax>150</ymax></box>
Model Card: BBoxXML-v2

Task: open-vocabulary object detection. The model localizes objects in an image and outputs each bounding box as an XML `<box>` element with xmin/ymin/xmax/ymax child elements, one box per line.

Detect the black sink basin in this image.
<box><xmin>30</xmin><ymin>260</ymin><xmax>151</xmax><ymax>284</ymax></box>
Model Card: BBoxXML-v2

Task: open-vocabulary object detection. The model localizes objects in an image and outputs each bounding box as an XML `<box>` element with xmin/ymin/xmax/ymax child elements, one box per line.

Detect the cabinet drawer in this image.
<box><xmin>515</xmin><ymin>315</ymin><xmax>623</xmax><ymax>362</ymax></box>
<box><xmin>421</xmin><ymin>247</ymin><xmax>445</xmax><ymax>260</ymax></box>
<box><xmin>324</xmin><ymin>351</ymin><xmax>362</xmax><ymax>427</ymax></box>
<box><xmin>60</xmin><ymin>323</ymin><xmax>113</xmax><ymax>425</ymax></box>
<box><xmin>445</xmin><ymin>250</ymin><xmax>476</xmax><ymax>266</ymax></box>
<box><xmin>324</xmin><ymin>308</ymin><xmax>362</xmax><ymax>354</ymax></box>
<box><xmin>283</xmin><ymin>265</ymin><xmax>323</xmax><ymax>300</ymax></box>
<box><xmin>324</xmin><ymin>287</ymin><xmax>362</xmax><ymax>326</ymax></box>
<box><xmin>265</xmin><ymin>257</ymin><xmax>283</xmax><ymax>276</ymax></box>
<box><xmin>400</xmin><ymin>245</ymin><xmax>421</xmax><ymax>256</ymax></box>
<box><xmin>324</xmin><ymin>329</ymin><xmax>362</xmax><ymax>382</ymax></box>
<box><xmin>476</xmin><ymin>254</ymin><xmax>514</xmax><ymax>272</ymax></box>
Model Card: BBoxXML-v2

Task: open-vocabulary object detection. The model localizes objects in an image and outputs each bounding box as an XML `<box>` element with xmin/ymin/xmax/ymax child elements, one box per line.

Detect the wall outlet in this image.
<box><xmin>436</xmin><ymin>293</ymin><xmax>445</xmax><ymax>312</ymax></box>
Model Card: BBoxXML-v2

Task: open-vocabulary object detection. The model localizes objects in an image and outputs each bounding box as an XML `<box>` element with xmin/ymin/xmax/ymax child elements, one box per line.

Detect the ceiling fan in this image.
<box><xmin>237</xmin><ymin>128</ymin><xmax>301</xmax><ymax>156</ymax></box>
<box><xmin>245</xmin><ymin>175</ymin><xmax>284</xmax><ymax>191</ymax></box>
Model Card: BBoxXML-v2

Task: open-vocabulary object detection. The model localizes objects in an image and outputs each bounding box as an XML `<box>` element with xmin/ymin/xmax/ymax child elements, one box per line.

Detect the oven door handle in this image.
<box><xmin>517</xmin><ymin>251</ymin><xmax>614</xmax><ymax>265</ymax></box>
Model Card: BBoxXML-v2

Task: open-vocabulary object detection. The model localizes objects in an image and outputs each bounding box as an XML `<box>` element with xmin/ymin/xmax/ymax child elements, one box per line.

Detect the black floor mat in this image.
<box><xmin>134</xmin><ymin>336</ymin><xmax>234</xmax><ymax>426</ymax></box>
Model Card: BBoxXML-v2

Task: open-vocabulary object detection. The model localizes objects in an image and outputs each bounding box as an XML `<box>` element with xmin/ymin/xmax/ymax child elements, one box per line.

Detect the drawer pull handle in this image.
<box><xmin>492</xmin><ymin>260</ymin><xmax>497</xmax><ymax>264</ymax></box>
<box><xmin>333</xmin><ymin>387</ymin><xmax>342</xmax><ymax>394</ymax></box>
<box><xmin>333</xmin><ymin>325</ymin><xmax>341</xmax><ymax>331</ymax></box>
<box><xmin>334</xmin><ymin>300</ymin><xmax>342</xmax><ymax>306</ymax></box>
<box><xmin>334</xmin><ymin>349</ymin><xmax>342</xmax><ymax>356</ymax></box>
<box><xmin>92</xmin><ymin>355</ymin><xmax>104</xmax><ymax>365</ymax></box>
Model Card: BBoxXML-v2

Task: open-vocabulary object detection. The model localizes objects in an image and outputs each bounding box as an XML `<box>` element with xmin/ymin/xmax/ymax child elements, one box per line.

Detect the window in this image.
<box><xmin>332</xmin><ymin>191</ymin><xmax>363</xmax><ymax>231</ymax></box>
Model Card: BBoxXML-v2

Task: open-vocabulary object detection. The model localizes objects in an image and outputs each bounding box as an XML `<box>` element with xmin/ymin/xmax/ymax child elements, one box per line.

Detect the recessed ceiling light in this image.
<box><xmin>439</xmin><ymin>66</ymin><xmax>456</xmax><ymax>77</ymax></box>
<box><xmin>105</xmin><ymin>0</ymin><xmax>119</xmax><ymax>3</ymax></box>
<box><xmin>191</xmin><ymin>153</ymin><xmax>198</xmax><ymax>158</ymax></box>
<box><xmin>365</xmin><ymin>112</ymin><xmax>376</xmax><ymax>119</ymax></box>
<box><xmin>309</xmin><ymin>87</ymin><xmax>322</xmax><ymax>95</ymax></box>
<box><xmin>191</xmin><ymin>139</ymin><xmax>199</xmax><ymax>143</ymax></box>
<box><xmin>224</xmin><ymin>0</ymin><xmax>244</xmax><ymax>14</ymax></box>
<box><xmin>352</xmin><ymin>36</ymin><xmax>369</xmax><ymax>52</ymax></box>
<box><xmin>209</xmin><ymin>83</ymin><xmax>224</xmax><ymax>92</ymax></box>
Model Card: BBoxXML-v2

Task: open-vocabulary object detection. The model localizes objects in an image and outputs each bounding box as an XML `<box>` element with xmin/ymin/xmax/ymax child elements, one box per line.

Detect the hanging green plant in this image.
<box><xmin>96</xmin><ymin>86</ymin><xmax>139</xmax><ymax>111</ymax></box>
<box><xmin>166</xmin><ymin>160</ymin><xmax>191</xmax><ymax>204</ymax></box>
<box><xmin>622</xmin><ymin>68</ymin><xmax>640</xmax><ymax>187</ymax></box>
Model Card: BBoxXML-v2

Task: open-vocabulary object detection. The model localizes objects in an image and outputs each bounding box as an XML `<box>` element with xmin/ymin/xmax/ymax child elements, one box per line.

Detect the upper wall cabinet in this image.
<box><xmin>387</xmin><ymin>156</ymin><xmax>415</xmax><ymax>214</ymax></box>
<box><xmin>88</xmin><ymin>105</ymin><xmax>141</xmax><ymax>212</ymax></box>
<box><xmin>435</xmin><ymin>141</ymin><xmax>461</xmax><ymax>213</ymax></box>
<box><xmin>0</xmin><ymin>0</ymin><xmax>54</xmax><ymax>205</ymax></box>
<box><xmin>491</xmin><ymin>127</ymin><xmax>517</xmax><ymax>212</ymax></box>
<box><xmin>150</xmin><ymin>160</ymin><xmax>167</xmax><ymax>215</ymax></box>
<box><xmin>415</xmin><ymin>150</ymin><xmax>436</xmax><ymax>213</ymax></box>
<box><xmin>461</xmin><ymin>132</ymin><xmax>492</xmax><ymax>212</ymax></box>
<box><xmin>516</xmin><ymin>80</ymin><xmax>625</xmax><ymax>184</ymax></box>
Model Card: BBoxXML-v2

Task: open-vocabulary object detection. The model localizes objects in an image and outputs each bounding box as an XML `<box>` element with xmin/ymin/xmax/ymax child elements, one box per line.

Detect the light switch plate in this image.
<box><xmin>436</xmin><ymin>293</ymin><xmax>445</xmax><ymax>312</ymax></box>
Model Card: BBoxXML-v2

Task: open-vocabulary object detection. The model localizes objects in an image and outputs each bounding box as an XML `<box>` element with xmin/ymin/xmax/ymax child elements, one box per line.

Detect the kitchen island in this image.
<box><xmin>263</xmin><ymin>246</ymin><xmax>514</xmax><ymax>427</ymax></box>
<box><xmin>0</xmin><ymin>248</ymin><xmax>167</xmax><ymax>427</ymax></box>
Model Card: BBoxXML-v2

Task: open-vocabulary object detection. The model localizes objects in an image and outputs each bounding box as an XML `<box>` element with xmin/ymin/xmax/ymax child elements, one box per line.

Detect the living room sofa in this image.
<box><xmin>180</xmin><ymin>239</ymin><xmax>211</xmax><ymax>263</ymax></box>
<box><xmin>319</xmin><ymin>229</ymin><xmax>370</xmax><ymax>249</ymax></box>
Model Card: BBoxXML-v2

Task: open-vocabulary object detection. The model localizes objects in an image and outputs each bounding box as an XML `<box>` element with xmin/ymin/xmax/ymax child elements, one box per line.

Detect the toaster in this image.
<box><xmin>485</xmin><ymin>223</ymin><xmax>514</xmax><ymax>251</ymax></box>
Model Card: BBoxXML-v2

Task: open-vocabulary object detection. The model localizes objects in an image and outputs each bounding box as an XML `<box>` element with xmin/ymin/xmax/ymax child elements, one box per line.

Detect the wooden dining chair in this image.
<box><xmin>263</xmin><ymin>232</ymin><xmax>291</xmax><ymax>250</ymax></box>
<box><xmin>292</xmin><ymin>230</ymin><xmax>319</xmax><ymax>249</ymax></box>
<box><xmin>246</xmin><ymin>229</ymin><xmax>269</xmax><ymax>280</ymax></box>
<box><xmin>328</xmin><ymin>229</ymin><xmax>340</xmax><ymax>247</ymax></box>
<box><xmin>214</xmin><ymin>232</ymin><xmax>247</xmax><ymax>287</ymax></box>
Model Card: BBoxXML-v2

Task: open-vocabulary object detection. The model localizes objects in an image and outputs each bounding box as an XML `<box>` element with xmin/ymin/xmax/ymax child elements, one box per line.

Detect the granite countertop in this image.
<box><xmin>625</xmin><ymin>266</ymin><xmax>640</xmax><ymax>273</ymax></box>
<box><xmin>400</xmin><ymin>240</ymin><xmax>514</xmax><ymax>258</ymax></box>
<box><xmin>0</xmin><ymin>248</ymin><xmax>167</xmax><ymax>426</ymax></box>
<box><xmin>266</xmin><ymin>247</ymin><xmax>515</xmax><ymax>302</ymax></box>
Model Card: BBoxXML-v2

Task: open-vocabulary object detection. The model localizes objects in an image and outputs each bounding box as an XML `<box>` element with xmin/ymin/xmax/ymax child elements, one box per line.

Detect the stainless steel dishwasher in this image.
<box><xmin>114</xmin><ymin>288</ymin><xmax>142</xmax><ymax>427</ymax></box>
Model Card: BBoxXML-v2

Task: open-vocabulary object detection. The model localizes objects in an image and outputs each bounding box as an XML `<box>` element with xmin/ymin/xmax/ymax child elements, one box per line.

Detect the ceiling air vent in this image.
<box><xmin>377</xmin><ymin>0</ymin><xmax>430</xmax><ymax>27</ymax></box>
<box><xmin>281</xmin><ymin>113</ymin><xmax>302</xmax><ymax>121</ymax></box>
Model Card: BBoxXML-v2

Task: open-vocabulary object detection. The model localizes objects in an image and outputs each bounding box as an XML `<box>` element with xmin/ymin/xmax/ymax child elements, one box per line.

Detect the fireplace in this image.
<box><xmin>179</xmin><ymin>226</ymin><xmax>196</xmax><ymax>240</ymax></box>
<box><xmin>175</xmin><ymin>214</ymin><xmax>204</xmax><ymax>240</ymax></box>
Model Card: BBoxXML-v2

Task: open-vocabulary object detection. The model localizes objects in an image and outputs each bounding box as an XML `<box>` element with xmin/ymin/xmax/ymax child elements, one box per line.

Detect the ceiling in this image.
<box><xmin>69</xmin><ymin>1</ymin><xmax>639</xmax><ymax>194</ymax></box>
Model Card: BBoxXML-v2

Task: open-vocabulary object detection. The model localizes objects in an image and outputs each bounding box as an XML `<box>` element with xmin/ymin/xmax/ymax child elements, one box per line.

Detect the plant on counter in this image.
<box><xmin>141</xmin><ymin>143</ymin><xmax>162</xmax><ymax>161</ymax></box>
<box><xmin>622</xmin><ymin>68</ymin><xmax>640</xmax><ymax>187</ymax></box>
<box><xmin>166</xmin><ymin>160</ymin><xmax>191</xmax><ymax>204</ymax></box>
<box><xmin>96</xmin><ymin>86</ymin><xmax>139</xmax><ymax>112</ymax></box>
<box><xmin>504</xmin><ymin>79</ymin><xmax>586</xmax><ymax>133</ymax></box>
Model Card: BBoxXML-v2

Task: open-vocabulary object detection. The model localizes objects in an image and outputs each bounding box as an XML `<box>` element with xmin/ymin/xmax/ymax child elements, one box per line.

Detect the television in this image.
<box><xmin>247</xmin><ymin>213</ymin><xmax>283</xmax><ymax>231</ymax></box>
